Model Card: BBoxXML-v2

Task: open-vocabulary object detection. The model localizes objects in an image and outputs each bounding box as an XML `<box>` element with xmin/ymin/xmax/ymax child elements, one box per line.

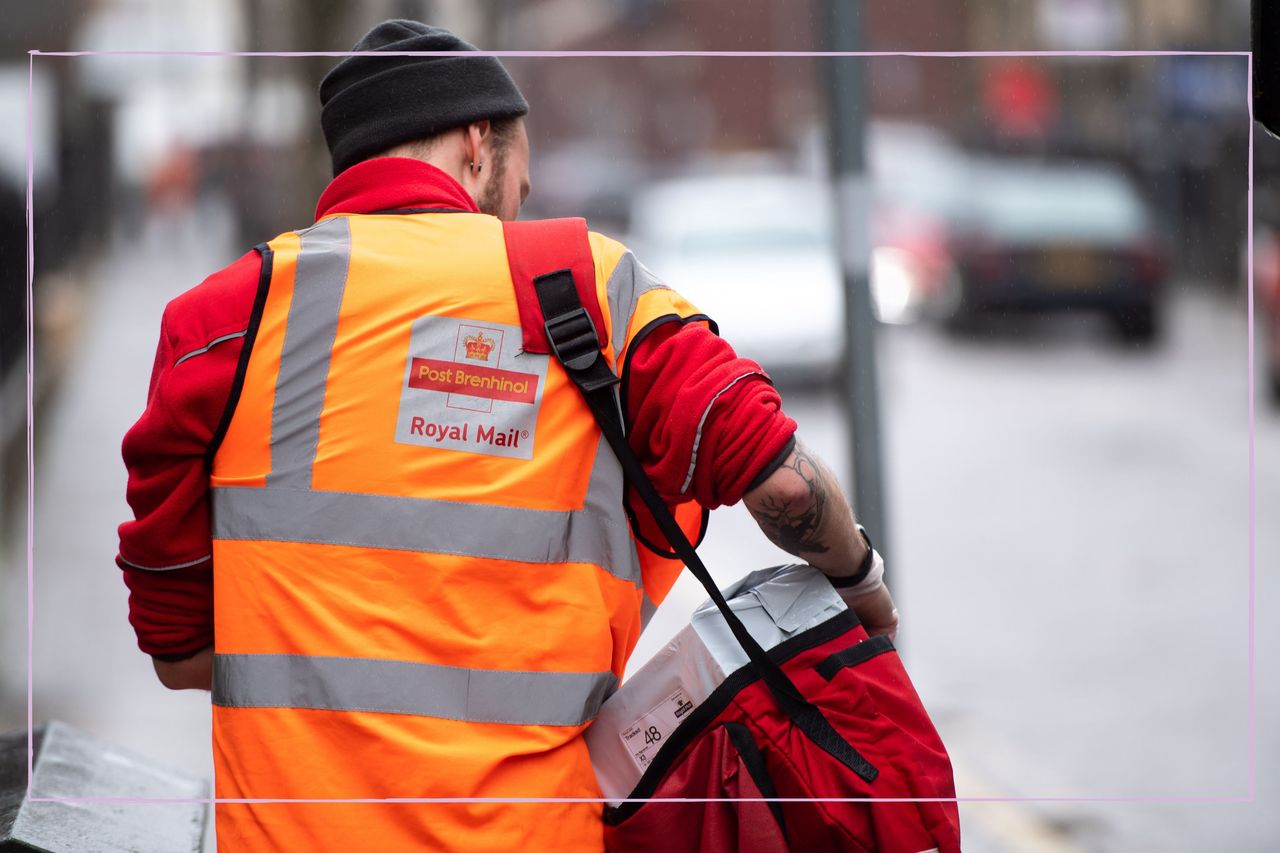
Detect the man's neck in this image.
<box><xmin>314</xmin><ymin>158</ymin><xmax>481</xmax><ymax>220</ymax></box>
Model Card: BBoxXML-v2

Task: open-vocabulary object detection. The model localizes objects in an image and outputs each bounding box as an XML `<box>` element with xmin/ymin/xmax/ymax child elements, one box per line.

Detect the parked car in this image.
<box><xmin>629</xmin><ymin>171</ymin><xmax>843</xmax><ymax>382</ymax></box>
<box><xmin>948</xmin><ymin>161</ymin><xmax>1167</xmax><ymax>343</ymax></box>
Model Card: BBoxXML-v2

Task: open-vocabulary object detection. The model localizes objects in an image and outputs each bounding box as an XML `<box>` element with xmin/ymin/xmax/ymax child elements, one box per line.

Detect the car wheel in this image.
<box><xmin>1113</xmin><ymin>305</ymin><xmax>1159</xmax><ymax>345</ymax></box>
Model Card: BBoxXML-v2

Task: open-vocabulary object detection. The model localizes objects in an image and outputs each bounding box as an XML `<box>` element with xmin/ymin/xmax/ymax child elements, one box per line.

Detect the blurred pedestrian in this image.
<box><xmin>982</xmin><ymin>58</ymin><xmax>1058</xmax><ymax>153</ymax></box>
<box><xmin>116</xmin><ymin>19</ymin><xmax>896</xmax><ymax>851</ymax></box>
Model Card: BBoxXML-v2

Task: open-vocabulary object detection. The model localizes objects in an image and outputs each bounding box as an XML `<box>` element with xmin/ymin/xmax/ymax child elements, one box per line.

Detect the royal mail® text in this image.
<box><xmin>409</xmin><ymin>418</ymin><xmax>526</xmax><ymax>449</ymax></box>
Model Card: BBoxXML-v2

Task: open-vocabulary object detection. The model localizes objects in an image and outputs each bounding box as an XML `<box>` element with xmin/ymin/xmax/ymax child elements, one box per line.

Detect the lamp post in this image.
<box><xmin>820</xmin><ymin>0</ymin><xmax>889</xmax><ymax>568</ymax></box>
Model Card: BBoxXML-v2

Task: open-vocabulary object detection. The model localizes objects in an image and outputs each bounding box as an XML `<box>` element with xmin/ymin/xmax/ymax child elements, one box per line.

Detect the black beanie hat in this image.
<box><xmin>319</xmin><ymin>20</ymin><xmax>529</xmax><ymax>175</ymax></box>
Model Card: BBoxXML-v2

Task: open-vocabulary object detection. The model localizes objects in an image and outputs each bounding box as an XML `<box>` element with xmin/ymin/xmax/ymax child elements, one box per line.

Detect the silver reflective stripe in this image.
<box><xmin>213</xmin><ymin>486</ymin><xmax>641</xmax><ymax>584</ymax></box>
<box><xmin>174</xmin><ymin>330</ymin><xmax>247</xmax><ymax>366</ymax></box>
<box><xmin>680</xmin><ymin>371</ymin><xmax>769</xmax><ymax>495</ymax></box>
<box><xmin>640</xmin><ymin>593</ymin><xmax>658</xmax><ymax>631</ymax></box>
<box><xmin>212</xmin><ymin>653</ymin><xmax>616</xmax><ymax>727</ymax></box>
<box><xmin>605</xmin><ymin>252</ymin><xmax>671</xmax><ymax>361</ymax></box>
<box><xmin>117</xmin><ymin>553</ymin><xmax>211</xmax><ymax>572</ymax></box>
<box><xmin>267</xmin><ymin>217</ymin><xmax>352</xmax><ymax>489</ymax></box>
<box><xmin>583</xmin><ymin>434</ymin><xmax>643</xmax><ymax>584</ymax></box>
<box><xmin>582</xmin><ymin>435</ymin><xmax>628</xmax><ymax>533</ymax></box>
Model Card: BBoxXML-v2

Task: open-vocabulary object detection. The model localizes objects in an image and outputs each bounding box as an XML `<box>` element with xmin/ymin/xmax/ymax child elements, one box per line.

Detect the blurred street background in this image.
<box><xmin>2</xmin><ymin>0</ymin><xmax>1277</xmax><ymax>850</ymax></box>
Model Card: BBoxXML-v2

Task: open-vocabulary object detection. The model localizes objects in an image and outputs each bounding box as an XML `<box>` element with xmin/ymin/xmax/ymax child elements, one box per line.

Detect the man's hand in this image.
<box><xmin>153</xmin><ymin>646</ymin><xmax>213</xmax><ymax>691</ymax></box>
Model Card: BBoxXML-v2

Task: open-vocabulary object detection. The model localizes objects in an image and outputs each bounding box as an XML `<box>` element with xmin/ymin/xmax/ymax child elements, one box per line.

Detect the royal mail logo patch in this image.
<box><xmin>395</xmin><ymin>317</ymin><xmax>548</xmax><ymax>459</ymax></box>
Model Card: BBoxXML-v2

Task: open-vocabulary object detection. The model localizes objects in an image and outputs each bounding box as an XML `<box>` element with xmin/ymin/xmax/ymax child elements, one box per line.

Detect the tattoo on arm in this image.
<box><xmin>748</xmin><ymin>447</ymin><xmax>830</xmax><ymax>555</ymax></box>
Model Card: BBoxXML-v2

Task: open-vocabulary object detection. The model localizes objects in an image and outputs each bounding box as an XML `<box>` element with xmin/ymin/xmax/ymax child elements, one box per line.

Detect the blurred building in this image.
<box><xmin>498</xmin><ymin>0</ymin><xmax>1248</xmax><ymax>288</ymax></box>
<box><xmin>518</xmin><ymin>0</ymin><xmax>972</xmax><ymax>150</ymax></box>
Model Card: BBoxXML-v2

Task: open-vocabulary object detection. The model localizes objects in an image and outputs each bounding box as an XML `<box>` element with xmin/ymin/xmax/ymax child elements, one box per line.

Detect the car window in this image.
<box><xmin>973</xmin><ymin>168</ymin><xmax>1149</xmax><ymax>242</ymax></box>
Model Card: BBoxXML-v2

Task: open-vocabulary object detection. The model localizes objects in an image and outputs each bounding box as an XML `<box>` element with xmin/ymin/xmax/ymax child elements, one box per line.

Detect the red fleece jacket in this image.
<box><xmin>117</xmin><ymin>158</ymin><xmax>796</xmax><ymax>658</ymax></box>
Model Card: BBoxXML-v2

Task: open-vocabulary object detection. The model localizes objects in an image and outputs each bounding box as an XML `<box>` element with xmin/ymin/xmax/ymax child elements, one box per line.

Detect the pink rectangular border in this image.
<box><xmin>23</xmin><ymin>48</ymin><xmax>1256</xmax><ymax>806</ymax></box>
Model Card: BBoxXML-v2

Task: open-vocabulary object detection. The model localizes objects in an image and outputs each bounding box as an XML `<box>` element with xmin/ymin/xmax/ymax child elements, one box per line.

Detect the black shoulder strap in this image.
<box><xmin>533</xmin><ymin>270</ymin><xmax>878</xmax><ymax>784</ymax></box>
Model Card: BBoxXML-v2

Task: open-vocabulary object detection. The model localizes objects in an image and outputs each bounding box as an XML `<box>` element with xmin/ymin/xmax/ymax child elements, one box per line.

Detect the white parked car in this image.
<box><xmin>629</xmin><ymin>172</ymin><xmax>843</xmax><ymax>383</ymax></box>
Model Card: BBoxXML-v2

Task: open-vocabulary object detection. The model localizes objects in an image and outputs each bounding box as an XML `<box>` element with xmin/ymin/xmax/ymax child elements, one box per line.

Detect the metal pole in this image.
<box><xmin>819</xmin><ymin>0</ymin><xmax>889</xmax><ymax>567</ymax></box>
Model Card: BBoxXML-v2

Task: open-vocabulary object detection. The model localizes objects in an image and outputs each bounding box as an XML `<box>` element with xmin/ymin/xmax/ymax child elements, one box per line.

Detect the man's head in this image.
<box><xmin>319</xmin><ymin>20</ymin><xmax>531</xmax><ymax>219</ymax></box>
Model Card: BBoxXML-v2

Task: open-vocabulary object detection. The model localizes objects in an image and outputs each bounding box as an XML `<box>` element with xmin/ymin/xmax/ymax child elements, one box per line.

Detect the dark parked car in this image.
<box><xmin>949</xmin><ymin>161</ymin><xmax>1167</xmax><ymax>343</ymax></box>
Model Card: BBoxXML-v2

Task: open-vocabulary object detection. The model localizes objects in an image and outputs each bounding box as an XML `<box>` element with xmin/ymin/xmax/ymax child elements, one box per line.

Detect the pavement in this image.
<box><xmin>0</xmin><ymin>206</ymin><xmax>239</xmax><ymax>849</ymax></box>
<box><xmin>2</xmin><ymin>203</ymin><xmax>1277</xmax><ymax>851</ymax></box>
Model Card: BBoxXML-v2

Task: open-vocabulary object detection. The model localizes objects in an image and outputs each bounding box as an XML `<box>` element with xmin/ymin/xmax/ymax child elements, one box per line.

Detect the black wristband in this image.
<box><xmin>827</xmin><ymin>524</ymin><xmax>876</xmax><ymax>589</ymax></box>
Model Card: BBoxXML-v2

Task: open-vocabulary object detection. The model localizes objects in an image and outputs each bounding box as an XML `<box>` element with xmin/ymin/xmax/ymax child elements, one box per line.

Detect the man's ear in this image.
<box><xmin>465</xmin><ymin>120</ymin><xmax>492</xmax><ymax>166</ymax></box>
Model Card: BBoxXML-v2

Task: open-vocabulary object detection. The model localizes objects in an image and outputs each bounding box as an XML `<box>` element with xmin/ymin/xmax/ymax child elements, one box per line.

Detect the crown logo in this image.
<box><xmin>463</xmin><ymin>331</ymin><xmax>496</xmax><ymax>362</ymax></box>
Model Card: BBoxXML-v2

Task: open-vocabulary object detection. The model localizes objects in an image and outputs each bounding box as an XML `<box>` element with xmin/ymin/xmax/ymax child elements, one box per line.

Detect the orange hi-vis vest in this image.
<box><xmin>208</xmin><ymin>210</ymin><xmax>706</xmax><ymax>851</ymax></box>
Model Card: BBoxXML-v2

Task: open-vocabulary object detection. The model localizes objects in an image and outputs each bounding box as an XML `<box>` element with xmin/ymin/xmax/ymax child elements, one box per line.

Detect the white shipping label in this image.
<box><xmin>395</xmin><ymin>316</ymin><xmax>548</xmax><ymax>460</ymax></box>
<box><xmin>619</xmin><ymin>688</ymin><xmax>697</xmax><ymax>772</ymax></box>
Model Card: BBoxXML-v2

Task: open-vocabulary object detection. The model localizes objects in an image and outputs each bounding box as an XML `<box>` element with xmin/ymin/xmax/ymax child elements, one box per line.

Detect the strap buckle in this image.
<box><xmin>544</xmin><ymin>306</ymin><xmax>606</xmax><ymax>372</ymax></box>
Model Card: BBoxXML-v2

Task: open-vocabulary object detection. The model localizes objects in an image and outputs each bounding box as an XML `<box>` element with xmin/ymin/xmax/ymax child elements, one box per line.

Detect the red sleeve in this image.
<box><xmin>116</xmin><ymin>249</ymin><xmax>261</xmax><ymax>658</ymax></box>
<box><xmin>624</xmin><ymin>321</ymin><xmax>797</xmax><ymax>509</ymax></box>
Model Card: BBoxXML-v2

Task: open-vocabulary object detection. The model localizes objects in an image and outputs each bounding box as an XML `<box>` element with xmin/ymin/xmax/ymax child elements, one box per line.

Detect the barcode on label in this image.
<box><xmin>619</xmin><ymin>688</ymin><xmax>696</xmax><ymax>771</ymax></box>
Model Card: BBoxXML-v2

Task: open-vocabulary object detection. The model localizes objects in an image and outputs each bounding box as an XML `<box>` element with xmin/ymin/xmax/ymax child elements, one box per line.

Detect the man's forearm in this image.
<box><xmin>743</xmin><ymin>441</ymin><xmax>869</xmax><ymax>578</ymax></box>
<box><xmin>745</xmin><ymin>441</ymin><xmax>898</xmax><ymax>638</ymax></box>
